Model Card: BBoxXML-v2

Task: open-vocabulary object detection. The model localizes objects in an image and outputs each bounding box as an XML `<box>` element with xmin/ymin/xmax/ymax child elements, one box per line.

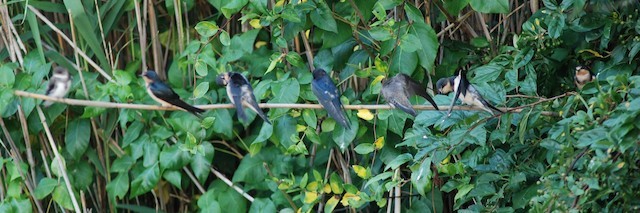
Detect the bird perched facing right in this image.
<box><xmin>142</xmin><ymin>70</ymin><xmax>205</xmax><ymax>117</ymax></box>
<box><xmin>574</xmin><ymin>65</ymin><xmax>595</xmax><ymax>90</ymax></box>
<box><xmin>311</xmin><ymin>68</ymin><xmax>350</xmax><ymax>129</ymax></box>
<box><xmin>43</xmin><ymin>66</ymin><xmax>72</xmax><ymax>107</ymax></box>
<box><xmin>381</xmin><ymin>73</ymin><xmax>439</xmax><ymax>116</ymax></box>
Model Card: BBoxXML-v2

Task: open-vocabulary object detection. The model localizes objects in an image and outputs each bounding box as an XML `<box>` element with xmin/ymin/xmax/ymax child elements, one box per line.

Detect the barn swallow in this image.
<box><xmin>381</xmin><ymin>73</ymin><xmax>439</xmax><ymax>116</ymax></box>
<box><xmin>311</xmin><ymin>68</ymin><xmax>350</xmax><ymax>129</ymax></box>
<box><xmin>42</xmin><ymin>66</ymin><xmax>72</xmax><ymax>107</ymax></box>
<box><xmin>216</xmin><ymin>72</ymin><xmax>271</xmax><ymax>124</ymax></box>
<box><xmin>142</xmin><ymin>70</ymin><xmax>205</xmax><ymax>117</ymax></box>
<box><xmin>436</xmin><ymin>71</ymin><xmax>503</xmax><ymax>116</ymax></box>
<box><xmin>574</xmin><ymin>65</ymin><xmax>595</xmax><ymax>90</ymax></box>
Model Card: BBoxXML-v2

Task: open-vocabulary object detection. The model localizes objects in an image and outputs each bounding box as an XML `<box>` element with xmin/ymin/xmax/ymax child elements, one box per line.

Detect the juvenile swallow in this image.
<box><xmin>436</xmin><ymin>71</ymin><xmax>503</xmax><ymax>116</ymax></box>
<box><xmin>574</xmin><ymin>65</ymin><xmax>595</xmax><ymax>90</ymax></box>
<box><xmin>43</xmin><ymin>66</ymin><xmax>72</xmax><ymax>107</ymax></box>
<box><xmin>216</xmin><ymin>72</ymin><xmax>271</xmax><ymax>124</ymax></box>
<box><xmin>311</xmin><ymin>68</ymin><xmax>350</xmax><ymax>129</ymax></box>
<box><xmin>142</xmin><ymin>70</ymin><xmax>205</xmax><ymax>117</ymax></box>
<box><xmin>381</xmin><ymin>73</ymin><xmax>439</xmax><ymax>116</ymax></box>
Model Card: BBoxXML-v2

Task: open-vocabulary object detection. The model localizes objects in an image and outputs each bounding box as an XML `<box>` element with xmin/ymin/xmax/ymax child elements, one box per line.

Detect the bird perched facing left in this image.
<box><xmin>436</xmin><ymin>70</ymin><xmax>503</xmax><ymax>116</ymax></box>
<box><xmin>574</xmin><ymin>65</ymin><xmax>595</xmax><ymax>90</ymax></box>
<box><xmin>43</xmin><ymin>66</ymin><xmax>72</xmax><ymax>107</ymax></box>
<box><xmin>381</xmin><ymin>73</ymin><xmax>439</xmax><ymax>117</ymax></box>
<box><xmin>216</xmin><ymin>72</ymin><xmax>271</xmax><ymax>124</ymax></box>
<box><xmin>311</xmin><ymin>68</ymin><xmax>350</xmax><ymax>129</ymax></box>
<box><xmin>142</xmin><ymin>70</ymin><xmax>205</xmax><ymax>117</ymax></box>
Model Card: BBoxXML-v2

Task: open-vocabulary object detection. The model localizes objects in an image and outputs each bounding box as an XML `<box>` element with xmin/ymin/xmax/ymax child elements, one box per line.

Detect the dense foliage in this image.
<box><xmin>0</xmin><ymin>0</ymin><xmax>639</xmax><ymax>212</ymax></box>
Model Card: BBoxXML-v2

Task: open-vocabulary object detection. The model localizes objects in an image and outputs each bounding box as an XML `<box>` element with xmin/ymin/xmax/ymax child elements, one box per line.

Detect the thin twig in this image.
<box><xmin>182</xmin><ymin>167</ymin><xmax>206</xmax><ymax>193</ymax></box>
<box><xmin>14</xmin><ymin>90</ymin><xmax>559</xmax><ymax>115</ymax></box>
<box><xmin>36</xmin><ymin>106</ymin><xmax>82</xmax><ymax>213</ymax></box>
<box><xmin>210</xmin><ymin>168</ymin><xmax>255</xmax><ymax>202</ymax></box>
<box><xmin>299</xmin><ymin>31</ymin><xmax>315</xmax><ymax>71</ymax></box>
<box><xmin>264</xmin><ymin>163</ymin><xmax>296</xmax><ymax>210</ymax></box>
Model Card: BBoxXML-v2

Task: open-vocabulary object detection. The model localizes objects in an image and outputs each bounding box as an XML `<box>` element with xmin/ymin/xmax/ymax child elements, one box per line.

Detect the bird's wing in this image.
<box><xmin>382</xmin><ymin>79</ymin><xmax>417</xmax><ymax>116</ymax></box>
<box><xmin>466</xmin><ymin>85</ymin><xmax>502</xmax><ymax>114</ymax></box>
<box><xmin>151</xmin><ymin>82</ymin><xmax>204</xmax><ymax>115</ymax></box>
<box><xmin>241</xmin><ymin>85</ymin><xmax>271</xmax><ymax>124</ymax></box>
<box><xmin>229</xmin><ymin>83</ymin><xmax>248</xmax><ymax>122</ymax></box>
<box><xmin>312</xmin><ymin>78</ymin><xmax>350</xmax><ymax>129</ymax></box>
<box><xmin>406</xmin><ymin>77</ymin><xmax>439</xmax><ymax>110</ymax></box>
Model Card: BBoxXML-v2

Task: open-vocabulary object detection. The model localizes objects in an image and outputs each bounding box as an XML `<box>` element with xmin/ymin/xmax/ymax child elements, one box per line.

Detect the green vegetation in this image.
<box><xmin>1</xmin><ymin>0</ymin><xmax>639</xmax><ymax>212</ymax></box>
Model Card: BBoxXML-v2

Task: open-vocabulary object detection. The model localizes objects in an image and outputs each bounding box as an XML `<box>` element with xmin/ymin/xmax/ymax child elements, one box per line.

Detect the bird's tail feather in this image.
<box><xmin>247</xmin><ymin>101</ymin><xmax>271</xmax><ymax>124</ymax></box>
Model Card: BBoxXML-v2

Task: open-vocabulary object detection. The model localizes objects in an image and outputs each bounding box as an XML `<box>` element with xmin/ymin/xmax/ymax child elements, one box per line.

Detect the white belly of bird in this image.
<box><xmin>50</xmin><ymin>81</ymin><xmax>70</xmax><ymax>98</ymax></box>
<box><xmin>576</xmin><ymin>74</ymin><xmax>591</xmax><ymax>83</ymax></box>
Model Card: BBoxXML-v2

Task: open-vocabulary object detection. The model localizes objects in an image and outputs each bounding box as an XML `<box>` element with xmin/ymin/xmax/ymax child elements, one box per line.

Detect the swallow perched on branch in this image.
<box><xmin>142</xmin><ymin>70</ymin><xmax>205</xmax><ymax>117</ymax></box>
<box><xmin>216</xmin><ymin>72</ymin><xmax>271</xmax><ymax>124</ymax></box>
<box><xmin>436</xmin><ymin>70</ymin><xmax>503</xmax><ymax>116</ymax></box>
<box><xmin>311</xmin><ymin>68</ymin><xmax>350</xmax><ymax>129</ymax></box>
<box><xmin>43</xmin><ymin>66</ymin><xmax>72</xmax><ymax>107</ymax></box>
<box><xmin>574</xmin><ymin>65</ymin><xmax>595</xmax><ymax>90</ymax></box>
<box><xmin>381</xmin><ymin>73</ymin><xmax>439</xmax><ymax>116</ymax></box>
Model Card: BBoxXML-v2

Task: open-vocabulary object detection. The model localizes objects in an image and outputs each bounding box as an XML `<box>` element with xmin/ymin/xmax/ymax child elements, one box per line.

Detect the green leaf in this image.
<box><xmin>190</xmin><ymin>143</ymin><xmax>215</xmax><ymax>183</ymax></box>
<box><xmin>302</xmin><ymin>109</ymin><xmax>317</xmax><ymax>129</ymax></box>
<box><xmin>268</xmin><ymin>78</ymin><xmax>300</xmax><ymax>116</ymax></box>
<box><xmin>249</xmin><ymin>198</ymin><xmax>276</xmax><ymax>213</ymax></box>
<box><xmin>130</xmin><ymin>164</ymin><xmax>160</xmax><ymax>197</ymax></box>
<box><xmin>354</xmin><ymin>143</ymin><xmax>374</xmax><ymax>154</ymax></box>
<box><xmin>163</xmin><ymin>170</ymin><xmax>182</xmax><ymax>189</ymax></box>
<box><xmin>106</xmin><ymin>173</ymin><xmax>129</xmax><ymax>200</ymax></box>
<box><xmin>212</xmin><ymin>109</ymin><xmax>233</xmax><ymax>138</ymax></box>
<box><xmin>65</xmin><ymin>119</ymin><xmax>91</xmax><ymax>160</ymax></box>
<box><xmin>122</xmin><ymin>121</ymin><xmax>144</xmax><ymax>147</ymax></box>
<box><xmin>195</xmin><ymin>21</ymin><xmax>219</xmax><ymax>38</ymax></box>
<box><xmin>143</xmin><ymin>141</ymin><xmax>160</xmax><ymax>167</ymax></box>
<box><xmin>232</xmin><ymin>152</ymin><xmax>268</xmax><ymax>184</ymax></box>
<box><xmin>364</xmin><ymin>171</ymin><xmax>393</xmax><ymax>188</ymax></box>
<box><xmin>274</xmin><ymin>115</ymin><xmax>297</xmax><ymax>148</ymax></box>
<box><xmin>310</xmin><ymin>1</ymin><xmax>338</xmax><ymax>33</ymax></box>
<box><xmin>160</xmin><ymin>145</ymin><xmax>191</xmax><ymax>170</ymax></box>
<box><xmin>411</xmin><ymin>160</ymin><xmax>432</xmax><ymax>196</ymax></box>
<box><xmin>369</xmin><ymin>27</ymin><xmax>393</xmax><ymax>41</ymax></box>
<box><xmin>332</xmin><ymin>118</ymin><xmax>359</xmax><ymax>151</ymax></box>
<box><xmin>195</xmin><ymin>59</ymin><xmax>208</xmax><ymax>76</ymax></box>
<box><xmin>0</xmin><ymin>64</ymin><xmax>16</xmax><ymax>88</ymax></box>
<box><xmin>193</xmin><ymin>82</ymin><xmax>209</xmax><ymax>99</ymax></box>
<box><xmin>409</xmin><ymin>22</ymin><xmax>439</xmax><ymax>71</ymax></box>
<box><xmin>443</xmin><ymin>0</ymin><xmax>470</xmax><ymax>14</ymax></box>
<box><xmin>221</xmin><ymin>0</ymin><xmax>249</xmax><ymax>18</ymax></box>
<box><xmin>329</xmin><ymin>173</ymin><xmax>344</xmax><ymax>194</ymax></box>
<box><xmin>469</xmin><ymin>0</ymin><xmax>509</xmax><ymax>13</ymax></box>
<box><xmin>404</xmin><ymin>4</ymin><xmax>424</xmax><ymax>23</ymax></box>
<box><xmin>252</xmin><ymin>123</ymin><xmax>273</xmax><ymax>146</ymax></box>
<box><xmin>385</xmin><ymin>153</ymin><xmax>413</xmax><ymax>170</ymax></box>
<box><xmin>197</xmin><ymin>190</ymin><xmax>222</xmax><ymax>212</ymax></box>
<box><xmin>389</xmin><ymin>46</ymin><xmax>418</xmax><ymax>76</ymax></box>
<box><xmin>34</xmin><ymin>178</ymin><xmax>58</xmax><ymax>199</ymax></box>
<box><xmin>111</xmin><ymin>156</ymin><xmax>135</xmax><ymax>173</ymax></box>
<box><xmin>201</xmin><ymin>117</ymin><xmax>216</xmax><ymax>129</ymax></box>
<box><xmin>0</xmin><ymin>90</ymin><xmax>13</xmax><ymax>115</ymax></box>
<box><xmin>400</xmin><ymin>34</ymin><xmax>421</xmax><ymax>52</ymax></box>
<box><xmin>52</xmin><ymin>184</ymin><xmax>74</xmax><ymax>210</ymax></box>
<box><xmin>220</xmin><ymin>31</ymin><xmax>231</xmax><ymax>46</ymax></box>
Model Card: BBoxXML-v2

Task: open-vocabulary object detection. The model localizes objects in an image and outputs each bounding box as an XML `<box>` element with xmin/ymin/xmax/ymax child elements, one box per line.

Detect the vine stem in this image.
<box><xmin>14</xmin><ymin>90</ymin><xmax>559</xmax><ymax>116</ymax></box>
